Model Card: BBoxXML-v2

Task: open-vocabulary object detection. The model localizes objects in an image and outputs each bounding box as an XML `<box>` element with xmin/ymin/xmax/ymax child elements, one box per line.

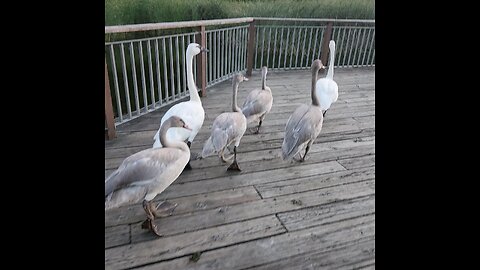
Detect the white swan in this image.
<box><xmin>282</xmin><ymin>59</ymin><xmax>325</xmax><ymax>161</ymax></box>
<box><xmin>316</xmin><ymin>40</ymin><xmax>338</xmax><ymax>117</ymax></box>
<box><xmin>201</xmin><ymin>74</ymin><xmax>248</xmax><ymax>171</ymax></box>
<box><xmin>242</xmin><ymin>66</ymin><xmax>273</xmax><ymax>134</ymax></box>
<box><xmin>105</xmin><ymin>116</ymin><xmax>191</xmax><ymax>237</ymax></box>
<box><xmin>153</xmin><ymin>43</ymin><xmax>208</xmax><ymax>169</ymax></box>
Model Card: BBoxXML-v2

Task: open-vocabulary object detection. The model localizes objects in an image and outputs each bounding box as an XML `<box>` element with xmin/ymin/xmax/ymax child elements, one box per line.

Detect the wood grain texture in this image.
<box><xmin>105</xmin><ymin>215</ymin><xmax>286</xmax><ymax>269</ymax></box>
<box><xmin>136</xmin><ymin>215</ymin><xmax>375</xmax><ymax>270</ymax></box>
<box><xmin>104</xmin><ymin>67</ymin><xmax>375</xmax><ymax>269</ymax></box>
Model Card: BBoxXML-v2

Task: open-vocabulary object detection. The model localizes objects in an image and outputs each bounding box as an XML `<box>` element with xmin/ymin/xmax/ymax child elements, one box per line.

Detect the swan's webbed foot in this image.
<box><xmin>141</xmin><ymin>218</ymin><xmax>163</xmax><ymax>237</ymax></box>
<box><xmin>153</xmin><ymin>201</ymin><xmax>178</xmax><ymax>218</ymax></box>
<box><xmin>142</xmin><ymin>200</ymin><xmax>166</xmax><ymax>237</ymax></box>
<box><xmin>292</xmin><ymin>152</ymin><xmax>303</xmax><ymax>162</ymax></box>
<box><xmin>227</xmin><ymin>160</ymin><xmax>241</xmax><ymax>171</ymax></box>
<box><xmin>226</xmin><ymin>146</ymin><xmax>241</xmax><ymax>171</ymax></box>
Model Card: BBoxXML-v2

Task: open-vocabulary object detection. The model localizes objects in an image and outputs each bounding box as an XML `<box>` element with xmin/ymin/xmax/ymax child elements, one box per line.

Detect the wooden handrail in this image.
<box><xmin>105</xmin><ymin>17</ymin><xmax>374</xmax><ymax>34</ymax></box>
<box><xmin>104</xmin><ymin>17</ymin><xmax>375</xmax><ymax>140</ymax></box>
<box><xmin>105</xmin><ymin>17</ymin><xmax>255</xmax><ymax>34</ymax></box>
<box><xmin>254</xmin><ymin>17</ymin><xmax>375</xmax><ymax>24</ymax></box>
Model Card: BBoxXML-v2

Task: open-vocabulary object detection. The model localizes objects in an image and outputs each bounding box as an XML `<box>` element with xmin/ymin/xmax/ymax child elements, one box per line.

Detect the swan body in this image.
<box><xmin>153</xmin><ymin>43</ymin><xmax>207</xmax><ymax>149</ymax></box>
<box><xmin>315</xmin><ymin>40</ymin><xmax>338</xmax><ymax>114</ymax></box>
<box><xmin>202</xmin><ymin>74</ymin><xmax>248</xmax><ymax>171</ymax></box>
<box><xmin>242</xmin><ymin>66</ymin><xmax>273</xmax><ymax>133</ymax></box>
<box><xmin>106</xmin><ymin>116</ymin><xmax>191</xmax><ymax>209</ymax></box>
<box><xmin>282</xmin><ymin>60</ymin><xmax>325</xmax><ymax>161</ymax></box>
<box><xmin>106</xmin><ymin>116</ymin><xmax>191</xmax><ymax>236</ymax></box>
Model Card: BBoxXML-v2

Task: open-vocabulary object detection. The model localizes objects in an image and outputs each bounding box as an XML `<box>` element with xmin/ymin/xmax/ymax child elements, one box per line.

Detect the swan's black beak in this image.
<box><xmin>200</xmin><ymin>47</ymin><xmax>209</xmax><ymax>53</ymax></box>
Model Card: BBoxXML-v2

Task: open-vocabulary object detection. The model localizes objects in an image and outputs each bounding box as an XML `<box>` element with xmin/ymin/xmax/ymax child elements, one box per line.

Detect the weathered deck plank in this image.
<box><xmin>277</xmin><ymin>194</ymin><xmax>375</xmax><ymax>231</ymax></box>
<box><xmin>105</xmin><ymin>125</ymin><xmax>374</xmax><ymax>163</ymax></box>
<box><xmin>105</xmin><ymin>225</ymin><xmax>130</xmax><ymax>249</ymax></box>
<box><xmin>106</xmin><ymin>178</ymin><xmax>374</xmax><ymax>244</ymax></box>
<box><xmin>105</xmin><ymin>215</ymin><xmax>286</xmax><ymax>270</ymax></box>
<box><xmin>105</xmin><ymin>160</ymin><xmax>347</xmax><ymax>228</ymax></box>
<box><xmin>106</xmin><ymin>134</ymin><xmax>373</xmax><ymax>173</ymax></box>
<box><xmin>138</xmin><ymin>238</ymin><xmax>376</xmax><ymax>270</ymax></box>
<box><xmin>104</xmin><ymin>104</ymin><xmax>374</xmax><ymax>150</ymax></box>
<box><xmin>105</xmin><ymin>67</ymin><xmax>375</xmax><ymax>269</ymax></box>
<box><xmin>135</xmin><ymin>215</ymin><xmax>374</xmax><ymax>270</ymax></box>
<box><xmin>337</xmin><ymin>154</ymin><xmax>375</xmax><ymax>170</ymax></box>
<box><xmin>255</xmin><ymin>166</ymin><xmax>375</xmax><ymax>198</ymax></box>
<box><xmin>108</xmin><ymin>103</ymin><xmax>372</xmax><ymax>134</ymax></box>
<box><xmin>150</xmin><ymin>160</ymin><xmax>347</xmax><ymax>199</ymax></box>
<box><xmin>251</xmin><ymin>238</ymin><xmax>375</xmax><ymax>270</ymax></box>
<box><xmin>105</xmin><ymin>186</ymin><xmax>261</xmax><ymax>227</ymax></box>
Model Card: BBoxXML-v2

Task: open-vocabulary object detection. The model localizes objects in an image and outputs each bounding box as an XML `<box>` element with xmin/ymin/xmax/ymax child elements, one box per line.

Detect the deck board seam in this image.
<box><xmin>105</xmin><ymin>191</ymin><xmax>375</xmax><ymax>235</ymax></box>
<box><xmin>121</xmin><ymin>230</ymin><xmax>288</xmax><ymax>270</ymax></box>
<box><xmin>239</xmin><ymin>236</ymin><xmax>375</xmax><ymax>270</ymax></box>
<box><xmin>104</xmin><ymin>166</ymin><xmax>375</xmax><ymax>224</ymax></box>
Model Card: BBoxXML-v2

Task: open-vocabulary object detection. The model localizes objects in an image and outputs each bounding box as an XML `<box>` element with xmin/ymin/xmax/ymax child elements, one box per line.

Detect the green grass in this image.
<box><xmin>104</xmin><ymin>0</ymin><xmax>375</xmax><ymax>120</ymax></box>
<box><xmin>105</xmin><ymin>0</ymin><xmax>375</xmax><ymax>26</ymax></box>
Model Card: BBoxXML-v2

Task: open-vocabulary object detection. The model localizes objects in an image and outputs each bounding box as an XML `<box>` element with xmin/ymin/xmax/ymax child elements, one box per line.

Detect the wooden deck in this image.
<box><xmin>105</xmin><ymin>67</ymin><xmax>375</xmax><ymax>269</ymax></box>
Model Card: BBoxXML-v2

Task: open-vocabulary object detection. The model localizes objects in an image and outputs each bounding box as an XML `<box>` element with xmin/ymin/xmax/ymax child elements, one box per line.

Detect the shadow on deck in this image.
<box><xmin>105</xmin><ymin>67</ymin><xmax>375</xmax><ymax>269</ymax></box>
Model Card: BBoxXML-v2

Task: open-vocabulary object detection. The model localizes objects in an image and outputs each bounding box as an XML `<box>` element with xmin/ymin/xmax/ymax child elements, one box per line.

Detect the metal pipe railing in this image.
<box><xmin>104</xmin><ymin>17</ymin><xmax>375</xmax><ymax>139</ymax></box>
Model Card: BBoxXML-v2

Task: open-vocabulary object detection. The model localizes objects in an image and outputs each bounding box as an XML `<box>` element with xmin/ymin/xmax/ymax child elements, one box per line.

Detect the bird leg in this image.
<box><xmin>141</xmin><ymin>200</ymin><xmax>163</xmax><ymax>237</ymax></box>
<box><xmin>253</xmin><ymin>119</ymin><xmax>263</xmax><ymax>134</ymax></box>
<box><xmin>184</xmin><ymin>141</ymin><xmax>193</xmax><ymax>170</ymax></box>
<box><xmin>293</xmin><ymin>153</ymin><xmax>303</xmax><ymax>162</ymax></box>
<box><xmin>248</xmin><ymin>127</ymin><xmax>258</xmax><ymax>134</ymax></box>
<box><xmin>322</xmin><ymin>110</ymin><xmax>328</xmax><ymax>117</ymax></box>
<box><xmin>227</xmin><ymin>146</ymin><xmax>241</xmax><ymax>171</ymax></box>
<box><xmin>302</xmin><ymin>145</ymin><xmax>311</xmax><ymax>162</ymax></box>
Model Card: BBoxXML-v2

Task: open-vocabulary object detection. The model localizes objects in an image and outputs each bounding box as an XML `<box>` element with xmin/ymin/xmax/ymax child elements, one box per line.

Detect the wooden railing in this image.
<box><xmin>105</xmin><ymin>17</ymin><xmax>375</xmax><ymax>139</ymax></box>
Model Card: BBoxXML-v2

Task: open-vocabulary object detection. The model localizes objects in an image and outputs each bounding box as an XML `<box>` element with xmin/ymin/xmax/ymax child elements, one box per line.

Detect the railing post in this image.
<box><xmin>246</xmin><ymin>20</ymin><xmax>256</xmax><ymax>77</ymax></box>
<box><xmin>105</xmin><ymin>58</ymin><xmax>116</xmax><ymax>140</ymax></box>
<box><xmin>320</xmin><ymin>22</ymin><xmax>334</xmax><ymax>72</ymax></box>
<box><xmin>196</xmin><ymin>25</ymin><xmax>207</xmax><ymax>97</ymax></box>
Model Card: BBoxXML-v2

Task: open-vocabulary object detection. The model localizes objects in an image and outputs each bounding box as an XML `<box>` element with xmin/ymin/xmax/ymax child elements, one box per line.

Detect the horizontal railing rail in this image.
<box><xmin>105</xmin><ymin>17</ymin><xmax>375</xmax><ymax>139</ymax></box>
<box><xmin>253</xmin><ymin>24</ymin><xmax>375</xmax><ymax>71</ymax></box>
<box><xmin>105</xmin><ymin>17</ymin><xmax>255</xmax><ymax>34</ymax></box>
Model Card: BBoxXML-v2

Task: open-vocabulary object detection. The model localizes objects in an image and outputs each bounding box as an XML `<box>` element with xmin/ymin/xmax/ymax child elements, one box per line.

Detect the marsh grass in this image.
<box><xmin>105</xmin><ymin>0</ymin><xmax>374</xmax><ymax>26</ymax></box>
<box><xmin>105</xmin><ymin>0</ymin><xmax>375</xmax><ymax>121</ymax></box>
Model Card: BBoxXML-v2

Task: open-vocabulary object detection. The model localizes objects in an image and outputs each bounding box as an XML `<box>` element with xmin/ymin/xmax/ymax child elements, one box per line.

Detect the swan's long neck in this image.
<box><xmin>160</xmin><ymin>121</ymin><xmax>190</xmax><ymax>152</ymax></box>
<box><xmin>186</xmin><ymin>52</ymin><xmax>201</xmax><ymax>103</ymax></box>
<box><xmin>232</xmin><ymin>81</ymin><xmax>241</xmax><ymax>112</ymax></box>
<box><xmin>326</xmin><ymin>45</ymin><xmax>335</xmax><ymax>80</ymax></box>
<box><xmin>312</xmin><ymin>66</ymin><xmax>320</xmax><ymax>107</ymax></box>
